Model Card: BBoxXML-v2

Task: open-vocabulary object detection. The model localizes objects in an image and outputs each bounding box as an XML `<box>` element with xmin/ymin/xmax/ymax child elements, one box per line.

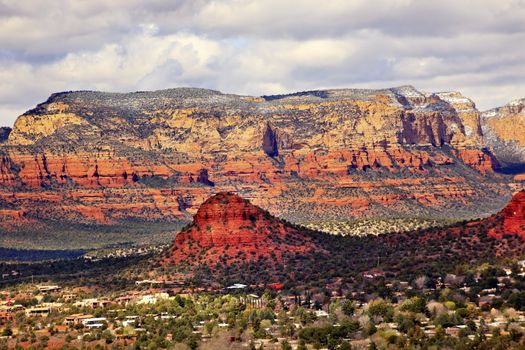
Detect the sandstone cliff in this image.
<box><xmin>482</xmin><ymin>99</ymin><xmax>525</xmax><ymax>171</ymax></box>
<box><xmin>0</xmin><ymin>86</ymin><xmax>514</xmax><ymax>232</ymax></box>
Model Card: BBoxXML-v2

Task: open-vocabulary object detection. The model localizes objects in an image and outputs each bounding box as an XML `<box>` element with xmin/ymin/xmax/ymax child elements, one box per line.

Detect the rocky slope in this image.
<box><xmin>164</xmin><ymin>192</ymin><xmax>322</xmax><ymax>266</ymax></box>
<box><xmin>374</xmin><ymin>190</ymin><xmax>525</xmax><ymax>274</ymax></box>
<box><xmin>0</xmin><ymin>86</ymin><xmax>515</xmax><ymax>237</ymax></box>
<box><xmin>380</xmin><ymin>190</ymin><xmax>525</xmax><ymax>262</ymax></box>
<box><xmin>482</xmin><ymin>99</ymin><xmax>525</xmax><ymax>171</ymax></box>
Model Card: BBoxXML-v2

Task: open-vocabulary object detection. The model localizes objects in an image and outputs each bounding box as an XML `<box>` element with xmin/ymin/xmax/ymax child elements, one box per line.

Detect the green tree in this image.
<box><xmin>297</xmin><ymin>339</ymin><xmax>308</xmax><ymax>350</ymax></box>
<box><xmin>341</xmin><ymin>300</ymin><xmax>355</xmax><ymax>317</ymax></box>
<box><xmin>368</xmin><ymin>299</ymin><xmax>394</xmax><ymax>320</ymax></box>
<box><xmin>281</xmin><ymin>339</ymin><xmax>292</xmax><ymax>350</ymax></box>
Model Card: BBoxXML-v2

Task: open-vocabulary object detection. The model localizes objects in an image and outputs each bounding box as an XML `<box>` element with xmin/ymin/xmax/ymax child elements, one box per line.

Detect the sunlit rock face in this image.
<box><xmin>482</xmin><ymin>98</ymin><xmax>525</xmax><ymax>169</ymax></box>
<box><xmin>0</xmin><ymin>86</ymin><xmax>513</xmax><ymax>228</ymax></box>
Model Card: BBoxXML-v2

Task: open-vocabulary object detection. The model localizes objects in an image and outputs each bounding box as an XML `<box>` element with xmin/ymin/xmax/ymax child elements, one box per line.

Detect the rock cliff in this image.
<box><xmin>0</xmin><ymin>86</ymin><xmax>514</xmax><ymax>232</ymax></box>
<box><xmin>482</xmin><ymin>99</ymin><xmax>525</xmax><ymax>171</ymax></box>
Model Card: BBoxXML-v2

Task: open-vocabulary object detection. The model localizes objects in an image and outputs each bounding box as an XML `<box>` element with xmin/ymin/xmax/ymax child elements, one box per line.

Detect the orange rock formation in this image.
<box><xmin>0</xmin><ymin>86</ymin><xmax>515</xmax><ymax>229</ymax></box>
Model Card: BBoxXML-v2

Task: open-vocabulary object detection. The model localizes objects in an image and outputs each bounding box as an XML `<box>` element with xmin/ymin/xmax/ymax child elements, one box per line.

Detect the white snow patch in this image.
<box><xmin>509</xmin><ymin>99</ymin><xmax>525</xmax><ymax>107</ymax></box>
<box><xmin>482</xmin><ymin>110</ymin><xmax>498</xmax><ymax>118</ymax></box>
<box><xmin>394</xmin><ymin>86</ymin><xmax>424</xmax><ymax>98</ymax></box>
<box><xmin>436</xmin><ymin>92</ymin><xmax>473</xmax><ymax>105</ymax></box>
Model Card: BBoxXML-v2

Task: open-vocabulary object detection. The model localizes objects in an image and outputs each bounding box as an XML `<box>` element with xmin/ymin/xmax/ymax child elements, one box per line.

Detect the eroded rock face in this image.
<box><xmin>194</xmin><ymin>169</ymin><xmax>214</xmax><ymax>186</ymax></box>
<box><xmin>165</xmin><ymin>192</ymin><xmax>322</xmax><ymax>265</ymax></box>
<box><xmin>0</xmin><ymin>86</ymin><xmax>513</xmax><ymax>228</ymax></box>
<box><xmin>482</xmin><ymin>99</ymin><xmax>525</xmax><ymax>168</ymax></box>
<box><xmin>262</xmin><ymin>123</ymin><xmax>278</xmax><ymax>157</ymax></box>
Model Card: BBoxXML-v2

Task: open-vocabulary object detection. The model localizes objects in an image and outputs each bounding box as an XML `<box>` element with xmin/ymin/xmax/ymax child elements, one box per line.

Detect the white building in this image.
<box><xmin>81</xmin><ymin>317</ymin><xmax>107</xmax><ymax>329</ymax></box>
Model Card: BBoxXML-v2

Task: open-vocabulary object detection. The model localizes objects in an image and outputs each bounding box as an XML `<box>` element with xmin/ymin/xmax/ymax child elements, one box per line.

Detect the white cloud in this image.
<box><xmin>1</xmin><ymin>0</ymin><xmax>525</xmax><ymax>125</ymax></box>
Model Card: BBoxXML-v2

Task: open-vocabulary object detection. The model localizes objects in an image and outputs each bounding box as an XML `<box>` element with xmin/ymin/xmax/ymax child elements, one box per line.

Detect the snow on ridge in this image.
<box><xmin>391</xmin><ymin>85</ymin><xmax>424</xmax><ymax>98</ymax></box>
<box><xmin>481</xmin><ymin>110</ymin><xmax>498</xmax><ymax>118</ymax></box>
<box><xmin>435</xmin><ymin>92</ymin><xmax>473</xmax><ymax>105</ymax></box>
<box><xmin>509</xmin><ymin>98</ymin><xmax>525</xmax><ymax>107</ymax></box>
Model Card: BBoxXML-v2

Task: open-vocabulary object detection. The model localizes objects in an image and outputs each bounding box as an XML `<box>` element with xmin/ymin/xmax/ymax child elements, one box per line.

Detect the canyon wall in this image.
<box><xmin>0</xmin><ymin>86</ymin><xmax>515</xmax><ymax>229</ymax></box>
<box><xmin>482</xmin><ymin>98</ymin><xmax>525</xmax><ymax>171</ymax></box>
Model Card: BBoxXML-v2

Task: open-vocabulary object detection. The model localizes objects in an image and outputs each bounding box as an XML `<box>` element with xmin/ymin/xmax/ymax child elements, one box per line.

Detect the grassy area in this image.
<box><xmin>0</xmin><ymin>220</ymin><xmax>187</xmax><ymax>251</ymax></box>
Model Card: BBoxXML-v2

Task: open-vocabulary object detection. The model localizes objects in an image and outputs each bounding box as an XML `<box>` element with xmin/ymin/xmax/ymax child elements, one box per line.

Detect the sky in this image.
<box><xmin>1</xmin><ymin>0</ymin><xmax>525</xmax><ymax>126</ymax></box>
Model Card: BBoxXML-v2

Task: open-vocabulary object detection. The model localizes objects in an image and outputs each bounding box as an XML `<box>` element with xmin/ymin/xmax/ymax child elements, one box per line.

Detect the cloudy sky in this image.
<box><xmin>1</xmin><ymin>0</ymin><xmax>525</xmax><ymax>126</ymax></box>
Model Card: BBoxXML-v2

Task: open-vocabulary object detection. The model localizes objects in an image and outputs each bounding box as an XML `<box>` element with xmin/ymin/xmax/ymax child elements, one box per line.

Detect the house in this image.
<box><xmin>158</xmin><ymin>314</ymin><xmax>177</xmax><ymax>320</ymax></box>
<box><xmin>424</xmin><ymin>325</ymin><xmax>436</xmax><ymax>337</ymax></box>
<box><xmin>64</xmin><ymin>314</ymin><xmax>95</xmax><ymax>325</ymax></box>
<box><xmin>362</xmin><ymin>270</ymin><xmax>386</xmax><ymax>279</ymax></box>
<box><xmin>74</xmin><ymin>298</ymin><xmax>111</xmax><ymax>308</ymax></box>
<box><xmin>480</xmin><ymin>288</ymin><xmax>497</xmax><ymax>295</ymax></box>
<box><xmin>81</xmin><ymin>317</ymin><xmax>107</xmax><ymax>329</ymax></box>
<box><xmin>115</xmin><ymin>295</ymin><xmax>136</xmax><ymax>305</ymax></box>
<box><xmin>241</xmin><ymin>294</ymin><xmax>263</xmax><ymax>308</ymax></box>
<box><xmin>26</xmin><ymin>307</ymin><xmax>51</xmax><ymax>317</ymax></box>
<box><xmin>121</xmin><ymin>316</ymin><xmax>138</xmax><ymax>327</ymax></box>
<box><xmin>137</xmin><ymin>293</ymin><xmax>169</xmax><ymax>305</ymax></box>
<box><xmin>36</xmin><ymin>285</ymin><xmax>61</xmax><ymax>293</ymax></box>
<box><xmin>25</xmin><ymin>303</ymin><xmax>62</xmax><ymax>317</ymax></box>
<box><xmin>135</xmin><ymin>279</ymin><xmax>181</xmax><ymax>287</ymax></box>
<box><xmin>445</xmin><ymin>327</ymin><xmax>461</xmax><ymax>337</ymax></box>
<box><xmin>226</xmin><ymin>284</ymin><xmax>247</xmax><ymax>290</ymax></box>
<box><xmin>62</xmin><ymin>294</ymin><xmax>77</xmax><ymax>302</ymax></box>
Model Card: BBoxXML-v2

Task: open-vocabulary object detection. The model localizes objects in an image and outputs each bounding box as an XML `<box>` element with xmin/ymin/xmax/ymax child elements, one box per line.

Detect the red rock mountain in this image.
<box><xmin>164</xmin><ymin>192</ymin><xmax>322</xmax><ymax>265</ymax></box>
<box><xmin>0</xmin><ymin>86</ymin><xmax>521</xmax><ymax>238</ymax></box>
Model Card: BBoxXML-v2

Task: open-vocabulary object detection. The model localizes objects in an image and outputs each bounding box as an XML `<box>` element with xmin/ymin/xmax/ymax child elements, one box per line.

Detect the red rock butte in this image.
<box><xmin>164</xmin><ymin>192</ymin><xmax>322</xmax><ymax>265</ymax></box>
